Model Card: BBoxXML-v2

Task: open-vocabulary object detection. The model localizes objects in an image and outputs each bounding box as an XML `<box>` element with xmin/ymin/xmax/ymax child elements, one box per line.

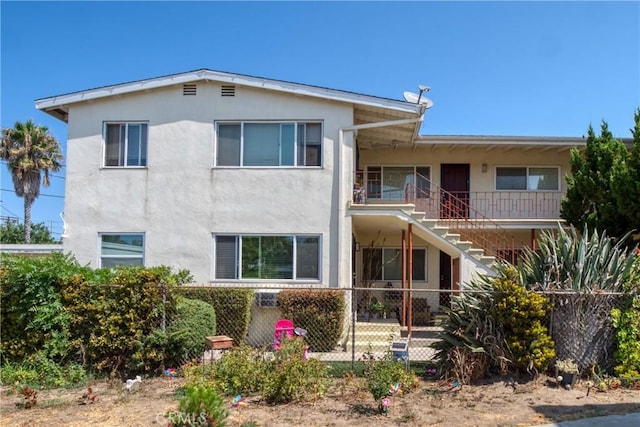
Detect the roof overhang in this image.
<box><xmin>35</xmin><ymin>68</ymin><xmax>423</xmax><ymax>125</ymax></box>
<box><xmin>416</xmin><ymin>134</ymin><xmax>586</xmax><ymax>153</ymax></box>
<box><xmin>414</xmin><ymin>134</ymin><xmax>634</xmax><ymax>153</ymax></box>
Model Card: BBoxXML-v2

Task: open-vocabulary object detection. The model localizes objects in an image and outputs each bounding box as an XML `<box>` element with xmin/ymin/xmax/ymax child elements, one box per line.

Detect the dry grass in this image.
<box><xmin>1</xmin><ymin>375</ymin><xmax>639</xmax><ymax>426</ymax></box>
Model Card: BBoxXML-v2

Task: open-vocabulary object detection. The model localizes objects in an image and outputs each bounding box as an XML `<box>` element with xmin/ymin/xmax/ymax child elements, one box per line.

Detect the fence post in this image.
<box><xmin>351</xmin><ymin>287</ymin><xmax>356</xmax><ymax>373</ymax></box>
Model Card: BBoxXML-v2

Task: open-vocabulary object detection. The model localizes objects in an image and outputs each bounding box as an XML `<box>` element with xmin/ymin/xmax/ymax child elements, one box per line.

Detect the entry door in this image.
<box><xmin>439</xmin><ymin>251</ymin><xmax>451</xmax><ymax>308</ymax></box>
<box><xmin>440</xmin><ymin>164</ymin><xmax>470</xmax><ymax>218</ymax></box>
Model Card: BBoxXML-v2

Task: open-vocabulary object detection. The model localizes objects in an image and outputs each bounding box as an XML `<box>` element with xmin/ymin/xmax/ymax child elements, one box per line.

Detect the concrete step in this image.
<box><xmin>480</xmin><ymin>255</ymin><xmax>496</xmax><ymax>267</ymax></box>
<box><xmin>410</xmin><ymin>211</ymin><xmax>426</xmax><ymax>221</ymax></box>
<box><xmin>345</xmin><ymin>321</ymin><xmax>402</xmax><ymax>353</ymax></box>
<box><xmin>455</xmin><ymin>240</ymin><xmax>473</xmax><ymax>251</ymax></box>
<box><xmin>444</xmin><ymin>233</ymin><xmax>461</xmax><ymax>242</ymax></box>
<box><xmin>468</xmin><ymin>247</ymin><xmax>485</xmax><ymax>257</ymax></box>
<box><xmin>346</xmin><ymin>343</ymin><xmax>394</xmax><ymax>353</ymax></box>
<box><xmin>354</xmin><ymin>321</ymin><xmax>401</xmax><ymax>332</ymax></box>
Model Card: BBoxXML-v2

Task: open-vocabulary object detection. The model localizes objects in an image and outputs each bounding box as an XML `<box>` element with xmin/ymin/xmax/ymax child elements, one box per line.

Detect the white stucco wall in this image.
<box><xmin>63</xmin><ymin>82</ymin><xmax>355</xmax><ymax>287</ymax></box>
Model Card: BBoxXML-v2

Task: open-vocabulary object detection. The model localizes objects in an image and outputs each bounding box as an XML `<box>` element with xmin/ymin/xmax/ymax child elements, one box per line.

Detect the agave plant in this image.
<box><xmin>432</xmin><ymin>272</ymin><xmax>510</xmax><ymax>384</ymax></box>
<box><xmin>517</xmin><ymin>225</ymin><xmax>636</xmax><ymax>369</ymax></box>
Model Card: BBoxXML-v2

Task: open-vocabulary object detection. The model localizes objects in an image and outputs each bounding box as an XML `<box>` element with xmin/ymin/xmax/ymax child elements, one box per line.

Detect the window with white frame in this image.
<box><xmin>366</xmin><ymin>166</ymin><xmax>431</xmax><ymax>199</ymax></box>
<box><xmin>495</xmin><ymin>167</ymin><xmax>559</xmax><ymax>191</ymax></box>
<box><xmin>104</xmin><ymin>122</ymin><xmax>148</xmax><ymax>167</ymax></box>
<box><xmin>363</xmin><ymin>247</ymin><xmax>427</xmax><ymax>281</ymax></box>
<box><xmin>214</xmin><ymin>234</ymin><xmax>320</xmax><ymax>280</ymax></box>
<box><xmin>216</xmin><ymin>122</ymin><xmax>322</xmax><ymax>167</ymax></box>
<box><xmin>100</xmin><ymin>233</ymin><xmax>144</xmax><ymax>267</ymax></box>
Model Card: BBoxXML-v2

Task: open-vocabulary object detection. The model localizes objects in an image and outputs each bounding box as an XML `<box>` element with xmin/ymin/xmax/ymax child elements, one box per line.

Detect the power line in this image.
<box><xmin>1</xmin><ymin>188</ymin><xmax>64</xmax><ymax>199</ymax></box>
<box><xmin>0</xmin><ymin>159</ymin><xmax>67</xmax><ymax>168</ymax></box>
<box><xmin>1</xmin><ymin>204</ymin><xmax>22</xmax><ymax>219</ymax></box>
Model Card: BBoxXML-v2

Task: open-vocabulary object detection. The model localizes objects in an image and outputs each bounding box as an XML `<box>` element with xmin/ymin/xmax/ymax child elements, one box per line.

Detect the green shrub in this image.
<box><xmin>433</xmin><ymin>268</ymin><xmax>554</xmax><ymax>382</ymax></box>
<box><xmin>277</xmin><ymin>290</ymin><xmax>345</xmax><ymax>352</ymax></box>
<box><xmin>167</xmin><ymin>297</ymin><xmax>216</xmax><ymax>367</ymax></box>
<box><xmin>492</xmin><ymin>269</ymin><xmax>555</xmax><ymax>373</ymax></box>
<box><xmin>0</xmin><ymin>253</ymin><xmax>89</xmax><ymax>362</ymax></box>
<box><xmin>167</xmin><ymin>384</ymin><xmax>228</xmax><ymax>427</ymax></box>
<box><xmin>178</xmin><ymin>287</ymin><xmax>254</xmax><ymax>346</ymax></box>
<box><xmin>362</xmin><ymin>350</ymin><xmax>417</xmax><ymax>412</ymax></box>
<box><xmin>61</xmin><ymin>266</ymin><xmax>186</xmax><ymax>376</ymax></box>
<box><xmin>612</xmin><ymin>252</ymin><xmax>640</xmax><ymax>380</ymax></box>
<box><xmin>208</xmin><ymin>345</ymin><xmax>267</xmax><ymax>396</ymax></box>
<box><xmin>262</xmin><ymin>337</ymin><xmax>330</xmax><ymax>404</ymax></box>
<box><xmin>0</xmin><ymin>352</ymin><xmax>87</xmax><ymax>389</ymax></box>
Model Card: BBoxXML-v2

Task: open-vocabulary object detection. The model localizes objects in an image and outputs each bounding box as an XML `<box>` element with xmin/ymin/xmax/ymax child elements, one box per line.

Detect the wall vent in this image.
<box><xmin>221</xmin><ymin>85</ymin><xmax>236</xmax><ymax>97</ymax></box>
<box><xmin>255</xmin><ymin>292</ymin><xmax>278</xmax><ymax>308</ymax></box>
<box><xmin>183</xmin><ymin>84</ymin><xmax>197</xmax><ymax>96</ymax></box>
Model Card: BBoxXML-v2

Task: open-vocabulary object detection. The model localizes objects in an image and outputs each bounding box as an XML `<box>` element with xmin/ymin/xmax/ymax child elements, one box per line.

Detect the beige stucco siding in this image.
<box><xmin>359</xmin><ymin>145</ymin><xmax>572</xmax><ymax>193</ymax></box>
<box><xmin>64</xmin><ymin>82</ymin><xmax>354</xmax><ymax>285</ymax></box>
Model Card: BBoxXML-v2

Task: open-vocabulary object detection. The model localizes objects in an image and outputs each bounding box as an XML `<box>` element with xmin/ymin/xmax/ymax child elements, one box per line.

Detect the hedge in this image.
<box><xmin>166</xmin><ymin>297</ymin><xmax>216</xmax><ymax>366</ymax></box>
<box><xmin>278</xmin><ymin>290</ymin><xmax>345</xmax><ymax>352</ymax></box>
<box><xmin>177</xmin><ymin>287</ymin><xmax>254</xmax><ymax>346</ymax></box>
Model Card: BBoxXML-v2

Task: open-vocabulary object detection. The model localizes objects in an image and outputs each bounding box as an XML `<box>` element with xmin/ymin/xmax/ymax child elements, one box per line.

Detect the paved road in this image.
<box><xmin>535</xmin><ymin>412</ymin><xmax>640</xmax><ymax>427</ymax></box>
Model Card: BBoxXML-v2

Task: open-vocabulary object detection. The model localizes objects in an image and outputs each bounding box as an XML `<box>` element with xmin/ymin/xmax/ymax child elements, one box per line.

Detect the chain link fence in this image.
<box><xmin>173</xmin><ymin>285</ymin><xmax>634</xmax><ymax>377</ymax></box>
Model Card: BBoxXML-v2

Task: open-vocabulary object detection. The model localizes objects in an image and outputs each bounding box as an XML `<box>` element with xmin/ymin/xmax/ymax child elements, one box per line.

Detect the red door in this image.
<box><xmin>440</xmin><ymin>164</ymin><xmax>470</xmax><ymax>219</ymax></box>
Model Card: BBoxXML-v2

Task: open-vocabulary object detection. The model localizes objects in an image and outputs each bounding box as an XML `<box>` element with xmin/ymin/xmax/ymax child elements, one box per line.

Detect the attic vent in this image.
<box><xmin>221</xmin><ymin>85</ymin><xmax>236</xmax><ymax>97</ymax></box>
<box><xmin>183</xmin><ymin>84</ymin><xmax>197</xmax><ymax>96</ymax></box>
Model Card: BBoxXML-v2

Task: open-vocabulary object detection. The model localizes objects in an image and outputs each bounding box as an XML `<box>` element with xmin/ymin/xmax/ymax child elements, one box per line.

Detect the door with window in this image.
<box><xmin>440</xmin><ymin>164</ymin><xmax>470</xmax><ymax>218</ymax></box>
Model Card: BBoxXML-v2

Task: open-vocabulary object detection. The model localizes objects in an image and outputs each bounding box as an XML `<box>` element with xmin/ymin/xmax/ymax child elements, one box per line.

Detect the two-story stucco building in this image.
<box><xmin>35</xmin><ymin>69</ymin><xmax>582</xmax><ymax>322</ymax></box>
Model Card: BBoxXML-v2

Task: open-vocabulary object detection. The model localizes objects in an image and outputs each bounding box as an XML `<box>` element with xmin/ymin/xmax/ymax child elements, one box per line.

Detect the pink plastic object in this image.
<box><xmin>273</xmin><ymin>319</ymin><xmax>295</xmax><ymax>350</ymax></box>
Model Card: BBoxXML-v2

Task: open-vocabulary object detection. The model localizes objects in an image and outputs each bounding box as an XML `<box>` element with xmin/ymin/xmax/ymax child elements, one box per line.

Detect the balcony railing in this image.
<box><xmin>353</xmin><ymin>187</ymin><xmax>561</xmax><ymax>220</ymax></box>
<box><xmin>352</xmin><ymin>174</ymin><xmax>564</xmax><ymax>263</ymax></box>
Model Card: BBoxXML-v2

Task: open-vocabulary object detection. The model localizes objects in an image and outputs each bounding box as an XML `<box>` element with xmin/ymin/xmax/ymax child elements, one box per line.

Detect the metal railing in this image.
<box><xmin>467</xmin><ymin>190</ymin><xmax>561</xmax><ymax>219</ymax></box>
<box><xmin>353</xmin><ymin>185</ymin><xmax>561</xmax><ymax>219</ymax></box>
<box><xmin>402</xmin><ymin>176</ymin><xmax>517</xmax><ymax>263</ymax></box>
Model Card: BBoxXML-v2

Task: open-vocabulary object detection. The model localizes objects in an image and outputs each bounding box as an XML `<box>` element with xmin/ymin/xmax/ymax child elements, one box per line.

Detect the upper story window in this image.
<box><xmin>214</xmin><ymin>234</ymin><xmax>320</xmax><ymax>280</ymax></box>
<box><xmin>366</xmin><ymin>166</ymin><xmax>431</xmax><ymax>199</ymax></box>
<box><xmin>496</xmin><ymin>167</ymin><xmax>559</xmax><ymax>191</ymax></box>
<box><xmin>100</xmin><ymin>233</ymin><xmax>144</xmax><ymax>267</ymax></box>
<box><xmin>216</xmin><ymin>122</ymin><xmax>322</xmax><ymax>167</ymax></box>
<box><xmin>104</xmin><ymin>122</ymin><xmax>148</xmax><ymax>167</ymax></box>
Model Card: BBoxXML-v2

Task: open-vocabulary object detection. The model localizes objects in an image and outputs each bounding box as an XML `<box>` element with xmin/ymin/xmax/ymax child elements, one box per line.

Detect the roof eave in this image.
<box><xmin>35</xmin><ymin>69</ymin><xmax>422</xmax><ymax>121</ymax></box>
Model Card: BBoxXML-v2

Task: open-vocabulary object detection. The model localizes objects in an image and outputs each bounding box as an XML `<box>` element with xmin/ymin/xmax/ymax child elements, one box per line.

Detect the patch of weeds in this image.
<box><xmin>39</xmin><ymin>398</ymin><xmax>66</xmax><ymax>408</ymax></box>
<box><xmin>240</xmin><ymin>421</ymin><xmax>257</xmax><ymax>427</ymax></box>
<box><xmin>422</xmin><ymin>387</ymin><xmax>445</xmax><ymax>396</ymax></box>
<box><xmin>351</xmin><ymin>403</ymin><xmax>378</xmax><ymax>416</ymax></box>
<box><xmin>398</xmin><ymin>411</ymin><xmax>416</xmax><ymax>423</ymax></box>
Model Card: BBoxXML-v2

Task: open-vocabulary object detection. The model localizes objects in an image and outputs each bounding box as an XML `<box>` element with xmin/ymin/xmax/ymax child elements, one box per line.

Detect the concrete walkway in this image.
<box><xmin>534</xmin><ymin>412</ymin><xmax>640</xmax><ymax>427</ymax></box>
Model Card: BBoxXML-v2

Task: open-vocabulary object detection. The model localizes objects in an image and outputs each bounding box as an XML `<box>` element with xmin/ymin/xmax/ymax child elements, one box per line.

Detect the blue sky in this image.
<box><xmin>1</xmin><ymin>1</ymin><xmax>639</xmax><ymax>239</ymax></box>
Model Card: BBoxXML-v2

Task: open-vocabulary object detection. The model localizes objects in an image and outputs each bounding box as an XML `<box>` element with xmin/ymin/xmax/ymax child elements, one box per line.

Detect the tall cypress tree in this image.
<box><xmin>561</xmin><ymin>119</ymin><xmax>632</xmax><ymax>240</ymax></box>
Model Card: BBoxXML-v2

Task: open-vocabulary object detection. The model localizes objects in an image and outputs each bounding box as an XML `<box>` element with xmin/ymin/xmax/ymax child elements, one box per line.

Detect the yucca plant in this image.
<box><xmin>517</xmin><ymin>225</ymin><xmax>636</xmax><ymax>370</ymax></box>
<box><xmin>432</xmin><ymin>272</ymin><xmax>509</xmax><ymax>384</ymax></box>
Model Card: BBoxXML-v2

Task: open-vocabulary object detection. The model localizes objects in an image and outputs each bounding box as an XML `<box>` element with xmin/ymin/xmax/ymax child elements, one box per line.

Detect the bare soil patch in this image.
<box><xmin>2</xmin><ymin>375</ymin><xmax>639</xmax><ymax>426</ymax></box>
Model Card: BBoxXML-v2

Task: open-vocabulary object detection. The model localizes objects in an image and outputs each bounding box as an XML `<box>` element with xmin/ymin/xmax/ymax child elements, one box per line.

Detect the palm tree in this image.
<box><xmin>1</xmin><ymin>120</ymin><xmax>63</xmax><ymax>243</ymax></box>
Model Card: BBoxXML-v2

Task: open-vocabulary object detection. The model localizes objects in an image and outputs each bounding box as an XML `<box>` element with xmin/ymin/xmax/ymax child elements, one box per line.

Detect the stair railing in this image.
<box><xmin>404</xmin><ymin>173</ymin><xmax>517</xmax><ymax>264</ymax></box>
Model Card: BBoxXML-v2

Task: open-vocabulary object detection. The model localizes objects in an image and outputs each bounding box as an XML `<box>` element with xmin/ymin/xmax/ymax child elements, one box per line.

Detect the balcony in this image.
<box><xmin>353</xmin><ymin>187</ymin><xmax>562</xmax><ymax>221</ymax></box>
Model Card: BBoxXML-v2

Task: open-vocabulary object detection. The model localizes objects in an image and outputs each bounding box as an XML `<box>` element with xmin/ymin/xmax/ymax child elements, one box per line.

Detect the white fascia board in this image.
<box><xmin>35</xmin><ymin>69</ymin><xmax>421</xmax><ymax>115</ymax></box>
<box><xmin>417</xmin><ymin>135</ymin><xmax>587</xmax><ymax>147</ymax></box>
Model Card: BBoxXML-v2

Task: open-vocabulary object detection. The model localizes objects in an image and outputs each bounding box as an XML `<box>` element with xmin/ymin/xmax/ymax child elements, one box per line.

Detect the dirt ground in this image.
<box><xmin>2</xmin><ymin>375</ymin><xmax>640</xmax><ymax>427</ymax></box>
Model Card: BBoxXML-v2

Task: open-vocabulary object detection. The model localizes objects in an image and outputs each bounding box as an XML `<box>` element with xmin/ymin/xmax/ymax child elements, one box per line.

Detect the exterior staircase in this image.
<box><xmin>405</xmin><ymin>209</ymin><xmax>496</xmax><ymax>268</ymax></box>
<box><xmin>403</xmin><ymin>175</ymin><xmax>517</xmax><ymax>267</ymax></box>
<box><xmin>345</xmin><ymin>320</ymin><xmax>402</xmax><ymax>354</ymax></box>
